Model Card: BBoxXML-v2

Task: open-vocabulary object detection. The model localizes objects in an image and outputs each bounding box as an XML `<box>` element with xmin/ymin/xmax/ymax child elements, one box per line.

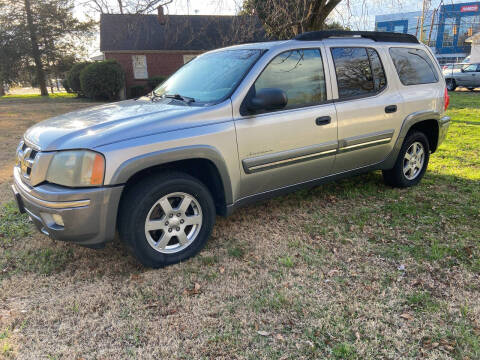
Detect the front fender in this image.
<box><xmin>109</xmin><ymin>145</ymin><xmax>233</xmax><ymax>205</ymax></box>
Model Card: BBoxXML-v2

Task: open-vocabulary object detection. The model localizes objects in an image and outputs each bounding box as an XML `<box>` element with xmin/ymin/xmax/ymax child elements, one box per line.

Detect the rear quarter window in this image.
<box><xmin>389</xmin><ymin>47</ymin><xmax>439</xmax><ymax>86</ymax></box>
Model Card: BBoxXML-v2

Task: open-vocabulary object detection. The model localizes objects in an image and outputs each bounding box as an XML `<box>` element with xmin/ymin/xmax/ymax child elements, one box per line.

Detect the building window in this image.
<box><xmin>132</xmin><ymin>55</ymin><xmax>148</xmax><ymax>79</ymax></box>
<box><xmin>442</xmin><ymin>17</ymin><xmax>456</xmax><ymax>47</ymax></box>
<box><xmin>393</xmin><ymin>24</ymin><xmax>405</xmax><ymax>33</ymax></box>
<box><xmin>458</xmin><ymin>15</ymin><xmax>480</xmax><ymax>47</ymax></box>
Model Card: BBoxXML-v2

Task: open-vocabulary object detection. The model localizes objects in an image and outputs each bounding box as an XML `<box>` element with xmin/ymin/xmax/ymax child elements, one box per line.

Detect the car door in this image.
<box><xmin>463</xmin><ymin>64</ymin><xmax>480</xmax><ymax>87</ymax></box>
<box><xmin>456</xmin><ymin>64</ymin><xmax>476</xmax><ymax>86</ymax></box>
<box><xmin>233</xmin><ymin>47</ymin><xmax>338</xmax><ymax>199</ymax></box>
<box><xmin>326</xmin><ymin>45</ymin><xmax>403</xmax><ymax>173</ymax></box>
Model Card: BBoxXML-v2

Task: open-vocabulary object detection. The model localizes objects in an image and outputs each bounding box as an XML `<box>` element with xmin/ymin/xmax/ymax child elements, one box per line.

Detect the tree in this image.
<box><xmin>83</xmin><ymin>0</ymin><xmax>173</xmax><ymax>14</ymax></box>
<box><xmin>0</xmin><ymin>0</ymin><xmax>95</xmax><ymax>95</ymax></box>
<box><xmin>242</xmin><ymin>0</ymin><xmax>344</xmax><ymax>39</ymax></box>
<box><xmin>0</xmin><ymin>11</ymin><xmax>28</xmax><ymax>96</ymax></box>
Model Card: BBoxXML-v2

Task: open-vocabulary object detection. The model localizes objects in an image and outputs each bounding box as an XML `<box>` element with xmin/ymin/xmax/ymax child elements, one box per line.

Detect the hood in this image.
<box><xmin>24</xmin><ymin>99</ymin><xmax>231</xmax><ymax>151</ymax></box>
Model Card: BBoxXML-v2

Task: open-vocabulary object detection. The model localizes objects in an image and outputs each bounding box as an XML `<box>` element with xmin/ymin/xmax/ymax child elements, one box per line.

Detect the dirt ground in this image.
<box><xmin>0</xmin><ymin>93</ymin><xmax>479</xmax><ymax>359</ymax></box>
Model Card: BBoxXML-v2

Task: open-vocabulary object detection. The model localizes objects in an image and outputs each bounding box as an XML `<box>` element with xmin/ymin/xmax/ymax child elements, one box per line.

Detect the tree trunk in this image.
<box><xmin>0</xmin><ymin>83</ymin><xmax>5</xmax><ymax>97</ymax></box>
<box><xmin>24</xmin><ymin>0</ymin><xmax>48</xmax><ymax>96</ymax></box>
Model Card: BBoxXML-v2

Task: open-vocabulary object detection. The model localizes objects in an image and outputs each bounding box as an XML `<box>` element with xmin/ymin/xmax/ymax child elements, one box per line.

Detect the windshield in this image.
<box><xmin>153</xmin><ymin>49</ymin><xmax>264</xmax><ymax>104</ymax></box>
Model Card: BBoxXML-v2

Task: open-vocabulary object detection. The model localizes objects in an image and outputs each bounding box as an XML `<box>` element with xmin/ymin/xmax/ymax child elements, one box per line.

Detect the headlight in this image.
<box><xmin>46</xmin><ymin>150</ymin><xmax>105</xmax><ymax>187</ymax></box>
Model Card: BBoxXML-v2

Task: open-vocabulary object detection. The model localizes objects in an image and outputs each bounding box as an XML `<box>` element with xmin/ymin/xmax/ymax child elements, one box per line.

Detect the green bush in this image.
<box><xmin>147</xmin><ymin>75</ymin><xmax>167</xmax><ymax>90</ymax></box>
<box><xmin>67</xmin><ymin>62</ymin><xmax>91</xmax><ymax>95</ymax></box>
<box><xmin>129</xmin><ymin>85</ymin><xmax>146</xmax><ymax>98</ymax></box>
<box><xmin>79</xmin><ymin>60</ymin><xmax>125</xmax><ymax>100</ymax></box>
<box><xmin>61</xmin><ymin>79</ymin><xmax>72</xmax><ymax>93</ymax></box>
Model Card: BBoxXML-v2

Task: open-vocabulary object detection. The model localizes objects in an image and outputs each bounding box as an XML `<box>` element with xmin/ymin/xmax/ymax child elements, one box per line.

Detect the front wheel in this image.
<box><xmin>118</xmin><ymin>172</ymin><xmax>216</xmax><ymax>268</ymax></box>
<box><xmin>382</xmin><ymin>131</ymin><xmax>430</xmax><ymax>188</ymax></box>
<box><xmin>446</xmin><ymin>79</ymin><xmax>456</xmax><ymax>91</ymax></box>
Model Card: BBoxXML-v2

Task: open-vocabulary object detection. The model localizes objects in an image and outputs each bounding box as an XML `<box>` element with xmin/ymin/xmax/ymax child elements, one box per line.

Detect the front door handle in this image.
<box><xmin>315</xmin><ymin>116</ymin><xmax>331</xmax><ymax>126</ymax></box>
<box><xmin>385</xmin><ymin>105</ymin><xmax>397</xmax><ymax>114</ymax></box>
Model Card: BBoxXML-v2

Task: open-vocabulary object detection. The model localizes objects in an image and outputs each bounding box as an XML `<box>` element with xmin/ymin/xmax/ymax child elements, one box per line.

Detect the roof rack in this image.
<box><xmin>294</xmin><ymin>31</ymin><xmax>419</xmax><ymax>44</ymax></box>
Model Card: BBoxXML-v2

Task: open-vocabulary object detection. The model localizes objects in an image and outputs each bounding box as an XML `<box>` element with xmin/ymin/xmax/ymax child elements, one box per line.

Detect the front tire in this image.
<box><xmin>446</xmin><ymin>79</ymin><xmax>456</xmax><ymax>91</ymax></box>
<box><xmin>382</xmin><ymin>131</ymin><xmax>430</xmax><ymax>188</ymax></box>
<box><xmin>118</xmin><ymin>171</ymin><xmax>216</xmax><ymax>268</ymax></box>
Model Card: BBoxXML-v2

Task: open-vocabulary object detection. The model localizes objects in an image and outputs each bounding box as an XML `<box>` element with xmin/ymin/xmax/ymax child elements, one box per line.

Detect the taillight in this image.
<box><xmin>444</xmin><ymin>87</ymin><xmax>450</xmax><ymax>111</ymax></box>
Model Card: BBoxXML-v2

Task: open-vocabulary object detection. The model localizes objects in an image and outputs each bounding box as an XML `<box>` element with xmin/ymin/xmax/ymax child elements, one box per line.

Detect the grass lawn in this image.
<box><xmin>0</xmin><ymin>92</ymin><xmax>479</xmax><ymax>359</ymax></box>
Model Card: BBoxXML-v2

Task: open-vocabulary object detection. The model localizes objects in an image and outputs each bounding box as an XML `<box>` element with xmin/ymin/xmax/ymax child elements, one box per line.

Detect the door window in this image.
<box><xmin>463</xmin><ymin>64</ymin><xmax>478</xmax><ymax>72</ymax></box>
<box><xmin>253</xmin><ymin>49</ymin><xmax>327</xmax><ymax>110</ymax></box>
<box><xmin>331</xmin><ymin>47</ymin><xmax>387</xmax><ymax>99</ymax></box>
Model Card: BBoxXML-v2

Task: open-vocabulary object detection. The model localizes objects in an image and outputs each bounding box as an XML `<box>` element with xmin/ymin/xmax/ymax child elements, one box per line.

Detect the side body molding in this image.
<box><xmin>380</xmin><ymin>110</ymin><xmax>441</xmax><ymax>169</ymax></box>
<box><xmin>109</xmin><ymin>145</ymin><xmax>234</xmax><ymax>205</ymax></box>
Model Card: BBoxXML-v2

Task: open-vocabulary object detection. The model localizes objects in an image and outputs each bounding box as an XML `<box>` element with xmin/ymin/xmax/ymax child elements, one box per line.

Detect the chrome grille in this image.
<box><xmin>16</xmin><ymin>140</ymin><xmax>38</xmax><ymax>181</ymax></box>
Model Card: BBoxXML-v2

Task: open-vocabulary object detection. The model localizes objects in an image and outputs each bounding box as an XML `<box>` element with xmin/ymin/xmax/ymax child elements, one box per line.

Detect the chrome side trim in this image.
<box><xmin>338</xmin><ymin>129</ymin><xmax>394</xmax><ymax>153</ymax></box>
<box><xmin>14</xmin><ymin>173</ymin><xmax>90</xmax><ymax>209</ymax></box>
<box><xmin>242</xmin><ymin>141</ymin><xmax>338</xmax><ymax>174</ymax></box>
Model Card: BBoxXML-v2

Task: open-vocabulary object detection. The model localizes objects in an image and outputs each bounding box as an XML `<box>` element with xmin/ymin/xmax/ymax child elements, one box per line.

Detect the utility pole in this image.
<box><xmin>420</xmin><ymin>0</ymin><xmax>431</xmax><ymax>43</ymax></box>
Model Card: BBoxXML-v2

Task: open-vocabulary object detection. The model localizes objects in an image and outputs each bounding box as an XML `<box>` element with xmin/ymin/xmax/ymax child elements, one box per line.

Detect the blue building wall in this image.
<box><xmin>435</xmin><ymin>2</ymin><xmax>480</xmax><ymax>55</ymax></box>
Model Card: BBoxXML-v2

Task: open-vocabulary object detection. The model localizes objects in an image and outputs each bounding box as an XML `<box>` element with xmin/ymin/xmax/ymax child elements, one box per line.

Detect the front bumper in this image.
<box><xmin>438</xmin><ymin>116</ymin><xmax>451</xmax><ymax>149</ymax></box>
<box><xmin>12</xmin><ymin>167</ymin><xmax>123</xmax><ymax>247</ymax></box>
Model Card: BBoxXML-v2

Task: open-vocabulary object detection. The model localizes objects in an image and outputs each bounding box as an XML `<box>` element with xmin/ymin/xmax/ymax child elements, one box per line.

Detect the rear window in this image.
<box><xmin>389</xmin><ymin>47</ymin><xmax>438</xmax><ymax>86</ymax></box>
<box><xmin>331</xmin><ymin>47</ymin><xmax>387</xmax><ymax>99</ymax></box>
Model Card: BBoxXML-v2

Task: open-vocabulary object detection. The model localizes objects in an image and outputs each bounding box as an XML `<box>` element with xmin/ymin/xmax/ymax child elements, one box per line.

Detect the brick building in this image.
<box><xmin>99</xmin><ymin>9</ymin><xmax>266</xmax><ymax>94</ymax></box>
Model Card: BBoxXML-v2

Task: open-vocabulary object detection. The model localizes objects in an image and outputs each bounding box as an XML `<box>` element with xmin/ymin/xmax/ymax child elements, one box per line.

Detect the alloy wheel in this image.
<box><xmin>403</xmin><ymin>141</ymin><xmax>425</xmax><ymax>181</ymax></box>
<box><xmin>144</xmin><ymin>192</ymin><xmax>203</xmax><ymax>254</ymax></box>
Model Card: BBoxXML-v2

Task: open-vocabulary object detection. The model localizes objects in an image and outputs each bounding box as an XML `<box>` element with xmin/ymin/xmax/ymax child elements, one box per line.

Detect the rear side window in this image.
<box><xmin>331</xmin><ymin>47</ymin><xmax>387</xmax><ymax>99</ymax></box>
<box><xmin>389</xmin><ymin>47</ymin><xmax>438</xmax><ymax>85</ymax></box>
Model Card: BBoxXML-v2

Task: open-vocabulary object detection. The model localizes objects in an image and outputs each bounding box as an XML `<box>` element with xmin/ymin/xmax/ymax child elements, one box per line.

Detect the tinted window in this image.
<box><xmin>331</xmin><ymin>47</ymin><xmax>387</xmax><ymax>99</ymax></box>
<box><xmin>254</xmin><ymin>49</ymin><xmax>326</xmax><ymax>109</ymax></box>
<box><xmin>389</xmin><ymin>47</ymin><xmax>438</xmax><ymax>86</ymax></box>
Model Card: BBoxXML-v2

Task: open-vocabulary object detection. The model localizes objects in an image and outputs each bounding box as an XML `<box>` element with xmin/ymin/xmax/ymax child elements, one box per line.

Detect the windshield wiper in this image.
<box><xmin>163</xmin><ymin>93</ymin><xmax>195</xmax><ymax>104</ymax></box>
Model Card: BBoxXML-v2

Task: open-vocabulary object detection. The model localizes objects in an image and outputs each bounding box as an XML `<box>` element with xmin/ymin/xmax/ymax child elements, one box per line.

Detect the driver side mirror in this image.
<box><xmin>461</xmin><ymin>68</ymin><xmax>465</xmax><ymax>73</ymax></box>
<box><xmin>247</xmin><ymin>88</ymin><xmax>288</xmax><ymax>113</ymax></box>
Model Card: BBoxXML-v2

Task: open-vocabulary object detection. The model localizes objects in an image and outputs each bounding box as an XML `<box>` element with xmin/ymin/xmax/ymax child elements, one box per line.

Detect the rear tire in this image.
<box><xmin>446</xmin><ymin>79</ymin><xmax>456</xmax><ymax>91</ymax></box>
<box><xmin>382</xmin><ymin>131</ymin><xmax>430</xmax><ymax>188</ymax></box>
<box><xmin>118</xmin><ymin>171</ymin><xmax>216</xmax><ymax>268</ymax></box>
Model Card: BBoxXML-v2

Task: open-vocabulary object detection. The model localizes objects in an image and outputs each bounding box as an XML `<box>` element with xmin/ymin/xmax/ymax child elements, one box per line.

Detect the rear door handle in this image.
<box><xmin>385</xmin><ymin>105</ymin><xmax>397</xmax><ymax>114</ymax></box>
<box><xmin>315</xmin><ymin>116</ymin><xmax>331</xmax><ymax>126</ymax></box>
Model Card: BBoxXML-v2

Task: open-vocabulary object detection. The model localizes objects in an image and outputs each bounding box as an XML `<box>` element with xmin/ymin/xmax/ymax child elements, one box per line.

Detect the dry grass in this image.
<box><xmin>0</xmin><ymin>93</ymin><xmax>479</xmax><ymax>359</ymax></box>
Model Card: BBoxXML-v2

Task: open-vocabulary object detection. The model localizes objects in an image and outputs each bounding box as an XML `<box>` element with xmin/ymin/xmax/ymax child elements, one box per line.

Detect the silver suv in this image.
<box><xmin>12</xmin><ymin>31</ymin><xmax>450</xmax><ymax>267</ymax></box>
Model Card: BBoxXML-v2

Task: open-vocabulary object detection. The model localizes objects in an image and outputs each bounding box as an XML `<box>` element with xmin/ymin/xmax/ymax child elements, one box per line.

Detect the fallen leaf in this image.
<box><xmin>327</xmin><ymin>269</ymin><xmax>339</xmax><ymax>277</ymax></box>
<box><xmin>400</xmin><ymin>313</ymin><xmax>414</xmax><ymax>321</ymax></box>
<box><xmin>219</xmin><ymin>267</ymin><xmax>225</xmax><ymax>274</ymax></box>
<box><xmin>183</xmin><ymin>283</ymin><xmax>202</xmax><ymax>296</ymax></box>
<box><xmin>275</xmin><ymin>333</ymin><xmax>284</xmax><ymax>341</ymax></box>
<box><xmin>257</xmin><ymin>330</ymin><xmax>270</xmax><ymax>336</ymax></box>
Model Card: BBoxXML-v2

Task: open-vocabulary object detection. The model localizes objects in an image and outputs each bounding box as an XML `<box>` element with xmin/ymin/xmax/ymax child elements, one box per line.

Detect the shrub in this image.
<box><xmin>129</xmin><ymin>85</ymin><xmax>146</xmax><ymax>98</ymax></box>
<box><xmin>147</xmin><ymin>75</ymin><xmax>167</xmax><ymax>90</ymax></box>
<box><xmin>67</xmin><ymin>62</ymin><xmax>91</xmax><ymax>95</ymax></box>
<box><xmin>61</xmin><ymin>79</ymin><xmax>72</xmax><ymax>93</ymax></box>
<box><xmin>79</xmin><ymin>60</ymin><xmax>125</xmax><ymax>100</ymax></box>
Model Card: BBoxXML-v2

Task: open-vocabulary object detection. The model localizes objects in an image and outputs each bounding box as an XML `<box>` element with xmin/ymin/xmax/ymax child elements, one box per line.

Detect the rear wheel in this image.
<box><xmin>118</xmin><ymin>172</ymin><xmax>216</xmax><ymax>268</ymax></box>
<box><xmin>382</xmin><ymin>131</ymin><xmax>430</xmax><ymax>188</ymax></box>
<box><xmin>446</xmin><ymin>79</ymin><xmax>456</xmax><ymax>91</ymax></box>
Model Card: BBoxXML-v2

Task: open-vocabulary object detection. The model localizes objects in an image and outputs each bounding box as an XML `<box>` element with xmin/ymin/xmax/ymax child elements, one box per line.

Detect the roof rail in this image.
<box><xmin>294</xmin><ymin>31</ymin><xmax>419</xmax><ymax>44</ymax></box>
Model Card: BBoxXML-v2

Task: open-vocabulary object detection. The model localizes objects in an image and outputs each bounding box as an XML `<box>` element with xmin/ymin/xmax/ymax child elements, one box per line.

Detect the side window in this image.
<box><xmin>463</xmin><ymin>64</ymin><xmax>477</xmax><ymax>72</ymax></box>
<box><xmin>254</xmin><ymin>49</ymin><xmax>327</xmax><ymax>109</ymax></box>
<box><xmin>389</xmin><ymin>47</ymin><xmax>438</xmax><ymax>86</ymax></box>
<box><xmin>331</xmin><ymin>47</ymin><xmax>387</xmax><ymax>99</ymax></box>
